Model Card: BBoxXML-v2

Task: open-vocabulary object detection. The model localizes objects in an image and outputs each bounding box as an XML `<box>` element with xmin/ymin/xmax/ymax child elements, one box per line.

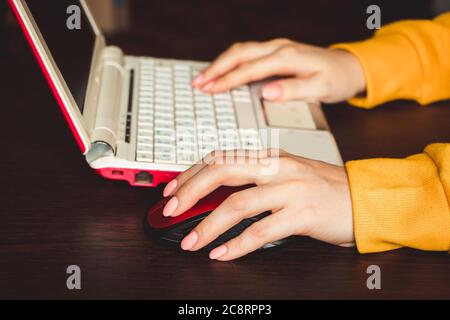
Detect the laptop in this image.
<box><xmin>9</xmin><ymin>0</ymin><xmax>343</xmax><ymax>187</ymax></box>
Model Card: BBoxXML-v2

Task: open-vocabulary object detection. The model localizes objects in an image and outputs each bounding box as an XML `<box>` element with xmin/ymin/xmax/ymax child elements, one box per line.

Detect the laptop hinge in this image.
<box><xmin>90</xmin><ymin>46</ymin><xmax>126</xmax><ymax>154</ymax></box>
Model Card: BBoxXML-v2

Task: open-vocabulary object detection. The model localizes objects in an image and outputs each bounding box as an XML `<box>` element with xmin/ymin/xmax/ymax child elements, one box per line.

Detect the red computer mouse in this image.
<box><xmin>145</xmin><ymin>186</ymin><xmax>288</xmax><ymax>250</ymax></box>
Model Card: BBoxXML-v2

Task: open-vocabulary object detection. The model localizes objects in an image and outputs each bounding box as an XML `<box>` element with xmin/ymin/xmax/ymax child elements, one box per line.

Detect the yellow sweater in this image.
<box><xmin>333</xmin><ymin>13</ymin><xmax>450</xmax><ymax>253</ymax></box>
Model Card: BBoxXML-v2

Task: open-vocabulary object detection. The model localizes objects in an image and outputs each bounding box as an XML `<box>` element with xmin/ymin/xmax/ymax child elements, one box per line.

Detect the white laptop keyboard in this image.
<box><xmin>135</xmin><ymin>59</ymin><xmax>262</xmax><ymax>165</ymax></box>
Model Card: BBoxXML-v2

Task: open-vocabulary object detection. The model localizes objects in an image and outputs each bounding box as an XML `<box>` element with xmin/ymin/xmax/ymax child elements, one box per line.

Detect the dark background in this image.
<box><xmin>0</xmin><ymin>0</ymin><xmax>449</xmax><ymax>299</ymax></box>
<box><xmin>1</xmin><ymin>0</ymin><xmax>433</xmax><ymax>59</ymax></box>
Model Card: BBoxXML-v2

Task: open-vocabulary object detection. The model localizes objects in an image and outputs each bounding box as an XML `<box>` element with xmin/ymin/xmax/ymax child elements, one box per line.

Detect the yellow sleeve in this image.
<box><xmin>346</xmin><ymin>144</ymin><xmax>450</xmax><ymax>253</ymax></box>
<box><xmin>332</xmin><ymin>12</ymin><xmax>450</xmax><ymax>108</ymax></box>
<box><xmin>332</xmin><ymin>14</ymin><xmax>450</xmax><ymax>253</ymax></box>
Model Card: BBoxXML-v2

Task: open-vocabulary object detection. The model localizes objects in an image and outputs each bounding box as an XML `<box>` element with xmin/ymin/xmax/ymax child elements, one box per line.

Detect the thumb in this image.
<box><xmin>262</xmin><ymin>76</ymin><xmax>329</xmax><ymax>102</ymax></box>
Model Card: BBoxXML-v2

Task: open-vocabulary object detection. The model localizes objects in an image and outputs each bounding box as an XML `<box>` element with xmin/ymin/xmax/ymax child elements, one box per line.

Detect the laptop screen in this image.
<box><xmin>25</xmin><ymin>0</ymin><xmax>96</xmax><ymax>113</ymax></box>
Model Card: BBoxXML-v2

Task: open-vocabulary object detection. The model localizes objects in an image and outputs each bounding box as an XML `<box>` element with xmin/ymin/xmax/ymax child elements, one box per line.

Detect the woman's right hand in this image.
<box><xmin>192</xmin><ymin>39</ymin><xmax>366</xmax><ymax>103</ymax></box>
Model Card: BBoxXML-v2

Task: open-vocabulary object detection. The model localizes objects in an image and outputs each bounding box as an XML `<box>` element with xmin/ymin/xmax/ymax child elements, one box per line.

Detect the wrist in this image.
<box><xmin>335</xmin><ymin>49</ymin><xmax>367</xmax><ymax>97</ymax></box>
<box><xmin>347</xmin><ymin>52</ymin><xmax>367</xmax><ymax>96</ymax></box>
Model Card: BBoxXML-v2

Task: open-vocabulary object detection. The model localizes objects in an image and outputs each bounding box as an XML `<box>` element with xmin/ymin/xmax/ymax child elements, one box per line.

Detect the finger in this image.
<box><xmin>183</xmin><ymin>184</ymin><xmax>285</xmax><ymax>251</ymax></box>
<box><xmin>163</xmin><ymin>163</ymin><xmax>204</xmax><ymax>198</ymax></box>
<box><xmin>194</xmin><ymin>39</ymin><xmax>291</xmax><ymax>88</ymax></box>
<box><xmin>262</xmin><ymin>75</ymin><xmax>329</xmax><ymax>102</ymax></box>
<box><xmin>207</xmin><ymin>51</ymin><xmax>294</xmax><ymax>93</ymax></box>
<box><xmin>166</xmin><ymin>149</ymin><xmax>270</xmax><ymax>197</ymax></box>
<box><xmin>209</xmin><ymin>209</ymin><xmax>295</xmax><ymax>261</ymax></box>
<box><xmin>165</xmin><ymin>160</ymin><xmax>272</xmax><ymax>218</ymax></box>
<box><xmin>165</xmin><ymin>156</ymin><xmax>213</xmax><ymax>198</ymax></box>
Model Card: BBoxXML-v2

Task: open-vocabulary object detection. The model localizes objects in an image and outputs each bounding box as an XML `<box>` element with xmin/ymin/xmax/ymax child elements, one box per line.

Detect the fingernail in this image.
<box><xmin>163</xmin><ymin>179</ymin><xmax>177</xmax><ymax>197</ymax></box>
<box><xmin>163</xmin><ymin>197</ymin><xmax>178</xmax><ymax>217</ymax></box>
<box><xmin>181</xmin><ymin>232</ymin><xmax>198</xmax><ymax>251</ymax></box>
<box><xmin>209</xmin><ymin>245</ymin><xmax>227</xmax><ymax>260</ymax></box>
<box><xmin>262</xmin><ymin>84</ymin><xmax>282</xmax><ymax>100</ymax></box>
<box><xmin>202</xmin><ymin>81</ymin><xmax>215</xmax><ymax>92</ymax></box>
<box><xmin>192</xmin><ymin>74</ymin><xmax>204</xmax><ymax>87</ymax></box>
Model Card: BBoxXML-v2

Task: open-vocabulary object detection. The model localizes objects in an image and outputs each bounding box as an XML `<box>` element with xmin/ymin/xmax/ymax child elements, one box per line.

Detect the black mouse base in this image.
<box><xmin>144</xmin><ymin>211</ymin><xmax>289</xmax><ymax>252</ymax></box>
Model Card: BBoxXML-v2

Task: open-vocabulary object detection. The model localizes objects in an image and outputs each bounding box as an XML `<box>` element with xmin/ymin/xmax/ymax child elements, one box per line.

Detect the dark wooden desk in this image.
<box><xmin>0</xmin><ymin>0</ymin><xmax>449</xmax><ymax>299</ymax></box>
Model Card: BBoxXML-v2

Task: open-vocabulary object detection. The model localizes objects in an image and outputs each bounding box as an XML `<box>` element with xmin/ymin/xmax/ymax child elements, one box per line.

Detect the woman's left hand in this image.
<box><xmin>162</xmin><ymin>150</ymin><xmax>354</xmax><ymax>261</ymax></box>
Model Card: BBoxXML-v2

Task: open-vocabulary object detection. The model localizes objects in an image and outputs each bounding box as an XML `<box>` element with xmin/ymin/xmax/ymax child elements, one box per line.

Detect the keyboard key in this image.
<box><xmin>177</xmin><ymin>134</ymin><xmax>196</xmax><ymax>145</ymax></box>
<box><xmin>176</xmin><ymin>119</ymin><xmax>195</xmax><ymax>127</ymax></box>
<box><xmin>177</xmin><ymin>143</ymin><xmax>197</xmax><ymax>154</ymax></box>
<box><xmin>214</xmin><ymin>93</ymin><xmax>231</xmax><ymax>100</ymax></box>
<box><xmin>140</xmin><ymin>91</ymin><xmax>154</xmax><ymax>98</ymax></box>
<box><xmin>155</xmin><ymin>112</ymin><xmax>174</xmax><ymax>120</ymax></box>
<box><xmin>196</xmin><ymin>110</ymin><xmax>215</xmax><ymax>118</ymax></box>
<box><xmin>140</xmin><ymin>97</ymin><xmax>153</xmax><ymax>104</ymax></box>
<box><xmin>175</xmin><ymin>110</ymin><xmax>194</xmax><ymax>117</ymax></box>
<box><xmin>137</xmin><ymin>152</ymin><xmax>154</xmax><ymax>163</ymax></box>
<box><xmin>174</xmin><ymin>64</ymin><xmax>190</xmax><ymax>71</ymax></box>
<box><xmin>156</xmin><ymin>66</ymin><xmax>171</xmax><ymax>73</ymax></box>
<box><xmin>174</xmin><ymin>75</ymin><xmax>191</xmax><ymax>82</ymax></box>
<box><xmin>215</xmin><ymin>99</ymin><xmax>233</xmax><ymax>106</ymax></box>
<box><xmin>218</xmin><ymin>123</ymin><xmax>237</xmax><ymax>130</ymax></box>
<box><xmin>177</xmin><ymin>127</ymin><xmax>196</xmax><ymax>137</ymax></box>
<box><xmin>175</xmin><ymin>83</ymin><xmax>192</xmax><ymax>90</ymax></box>
<box><xmin>140</xmin><ymin>80</ymin><xmax>154</xmax><ymax>87</ymax></box>
<box><xmin>177</xmin><ymin>153</ymin><xmax>198</xmax><ymax>165</ymax></box>
<box><xmin>138</xmin><ymin>115</ymin><xmax>153</xmax><ymax>122</ymax></box>
<box><xmin>155</xmin><ymin>148</ymin><xmax>176</xmax><ymax>163</ymax></box>
<box><xmin>176</xmin><ymin>96</ymin><xmax>193</xmax><ymax>104</ymax></box>
<box><xmin>197</xmin><ymin>126</ymin><xmax>217</xmax><ymax>135</ymax></box>
<box><xmin>138</xmin><ymin>129</ymin><xmax>153</xmax><ymax>137</ymax></box>
<box><xmin>156</xmin><ymin>125</ymin><xmax>175</xmax><ymax>135</ymax></box>
<box><xmin>138</xmin><ymin>137</ymin><xmax>153</xmax><ymax>145</ymax></box>
<box><xmin>195</xmin><ymin>96</ymin><xmax>213</xmax><ymax>104</ymax></box>
<box><xmin>139</xmin><ymin>103</ymin><xmax>153</xmax><ymax>110</ymax></box>
<box><xmin>196</xmin><ymin>120</ymin><xmax>216</xmax><ymax>128</ymax></box>
<box><xmin>137</xmin><ymin>144</ymin><xmax>154</xmax><ymax>152</ymax></box>
<box><xmin>138</xmin><ymin>109</ymin><xmax>152</xmax><ymax>118</ymax></box>
<box><xmin>175</xmin><ymin>89</ymin><xmax>193</xmax><ymax>97</ymax></box>
<box><xmin>155</xmin><ymin>137</ymin><xmax>175</xmax><ymax>147</ymax></box>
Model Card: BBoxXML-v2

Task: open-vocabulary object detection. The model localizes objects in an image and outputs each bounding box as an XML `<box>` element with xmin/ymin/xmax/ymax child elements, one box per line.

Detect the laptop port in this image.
<box><xmin>135</xmin><ymin>172</ymin><xmax>153</xmax><ymax>185</ymax></box>
<box><xmin>112</xmin><ymin>170</ymin><xmax>124</xmax><ymax>176</ymax></box>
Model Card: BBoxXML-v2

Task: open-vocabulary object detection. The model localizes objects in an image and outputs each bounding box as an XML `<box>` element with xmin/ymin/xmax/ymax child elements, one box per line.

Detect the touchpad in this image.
<box><xmin>263</xmin><ymin>100</ymin><xmax>317</xmax><ymax>130</ymax></box>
